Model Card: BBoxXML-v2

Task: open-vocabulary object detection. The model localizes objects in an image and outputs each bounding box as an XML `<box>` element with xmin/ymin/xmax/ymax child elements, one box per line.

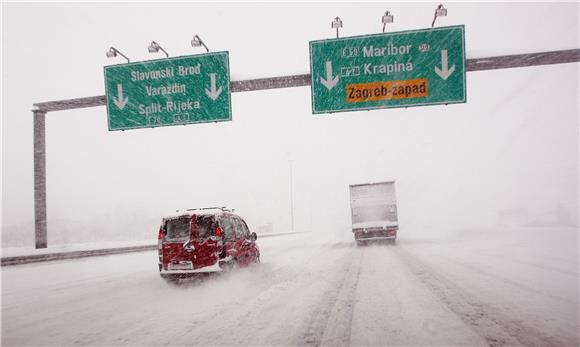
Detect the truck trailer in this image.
<box><xmin>349</xmin><ymin>181</ymin><xmax>398</xmax><ymax>245</ymax></box>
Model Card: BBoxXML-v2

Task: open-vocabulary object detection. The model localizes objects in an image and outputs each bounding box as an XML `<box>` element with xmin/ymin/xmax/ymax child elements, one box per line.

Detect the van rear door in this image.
<box><xmin>191</xmin><ymin>214</ymin><xmax>219</xmax><ymax>269</ymax></box>
<box><xmin>162</xmin><ymin>215</ymin><xmax>220</xmax><ymax>271</ymax></box>
<box><xmin>161</xmin><ymin>216</ymin><xmax>194</xmax><ymax>271</ymax></box>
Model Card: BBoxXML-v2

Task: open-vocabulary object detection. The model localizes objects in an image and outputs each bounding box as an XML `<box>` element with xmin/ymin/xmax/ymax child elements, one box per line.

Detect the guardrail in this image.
<box><xmin>1</xmin><ymin>245</ymin><xmax>156</xmax><ymax>266</ymax></box>
<box><xmin>257</xmin><ymin>231</ymin><xmax>304</xmax><ymax>238</ymax></box>
<box><xmin>1</xmin><ymin>232</ymin><xmax>304</xmax><ymax>266</ymax></box>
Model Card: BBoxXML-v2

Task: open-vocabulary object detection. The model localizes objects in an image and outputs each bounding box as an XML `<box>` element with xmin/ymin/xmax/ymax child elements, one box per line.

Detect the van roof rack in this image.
<box><xmin>186</xmin><ymin>206</ymin><xmax>234</xmax><ymax>212</ymax></box>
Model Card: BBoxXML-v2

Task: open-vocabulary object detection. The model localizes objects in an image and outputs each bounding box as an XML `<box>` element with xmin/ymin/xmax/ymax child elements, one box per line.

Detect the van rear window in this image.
<box><xmin>196</xmin><ymin>215</ymin><xmax>215</xmax><ymax>240</ymax></box>
<box><xmin>165</xmin><ymin>218</ymin><xmax>191</xmax><ymax>241</ymax></box>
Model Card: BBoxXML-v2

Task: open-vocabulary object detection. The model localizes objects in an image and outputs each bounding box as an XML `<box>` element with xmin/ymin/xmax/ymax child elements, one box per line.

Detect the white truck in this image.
<box><xmin>349</xmin><ymin>181</ymin><xmax>398</xmax><ymax>245</ymax></box>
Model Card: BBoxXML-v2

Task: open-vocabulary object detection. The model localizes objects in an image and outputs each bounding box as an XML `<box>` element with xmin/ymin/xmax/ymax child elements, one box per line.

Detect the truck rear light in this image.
<box><xmin>158</xmin><ymin>228</ymin><xmax>163</xmax><ymax>240</ymax></box>
<box><xmin>216</xmin><ymin>226</ymin><xmax>222</xmax><ymax>237</ymax></box>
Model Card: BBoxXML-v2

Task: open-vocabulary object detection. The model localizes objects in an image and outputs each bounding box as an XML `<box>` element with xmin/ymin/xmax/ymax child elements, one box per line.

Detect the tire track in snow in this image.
<box><xmin>395</xmin><ymin>246</ymin><xmax>570</xmax><ymax>347</ymax></box>
<box><xmin>431</xmin><ymin>251</ymin><xmax>578</xmax><ymax>306</ymax></box>
<box><xmin>165</xmin><ymin>241</ymin><xmax>357</xmax><ymax>346</ymax></box>
<box><xmin>431</xmin><ymin>242</ymin><xmax>579</xmax><ymax>279</ymax></box>
<box><xmin>105</xmin><ymin>238</ymin><xmax>356</xmax><ymax>346</ymax></box>
<box><xmin>302</xmin><ymin>247</ymin><xmax>362</xmax><ymax>346</ymax></box>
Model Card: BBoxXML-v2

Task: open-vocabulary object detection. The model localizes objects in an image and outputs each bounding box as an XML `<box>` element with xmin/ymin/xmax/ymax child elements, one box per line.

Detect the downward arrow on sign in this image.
<box><xmin>434</xmin><ymin>50</ymin><xmax>456</xmax><ymax>80</ymax></box>
<box><xmin>205</xmin><ymin>73</ymin><xmax>223</xmax><ymax>101</ymax></box>
<box><xmin>113</xmin><ymin>84</ymin><xmax>128</xmax><ymax>110</ymax></box>
<box><xmin>320</xmin><ymin>61</ymin><xmax>339</xmax><ymax>90</ymax></box>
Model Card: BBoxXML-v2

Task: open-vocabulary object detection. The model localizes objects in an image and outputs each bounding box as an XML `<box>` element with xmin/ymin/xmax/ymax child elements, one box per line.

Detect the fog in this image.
<box><xmin>2</xmin><ymin>2</ymin><xmax>578</xmax><ymax>247</ymax></box>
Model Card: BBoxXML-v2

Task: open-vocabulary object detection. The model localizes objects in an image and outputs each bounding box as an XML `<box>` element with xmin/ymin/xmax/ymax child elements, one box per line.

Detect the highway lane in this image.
<box><xmin>2</xmin><ymin>228</ymin><xmax>578</xmax><ymax>346</ymax></box>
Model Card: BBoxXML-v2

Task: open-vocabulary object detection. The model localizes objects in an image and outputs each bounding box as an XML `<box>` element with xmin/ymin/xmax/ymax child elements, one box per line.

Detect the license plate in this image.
<box><xmin>168</xmin><ymin>262</ymin><xmax>193</xmax><ymax>270</ymax></box>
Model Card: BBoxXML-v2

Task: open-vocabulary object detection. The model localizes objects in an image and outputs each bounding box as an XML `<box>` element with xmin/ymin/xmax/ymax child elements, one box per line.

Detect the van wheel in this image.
<box><xmin>254</xmin><ymin>253</ymin><xmax>260</xmax><ymax>263</ymax></box>
<box><xmin>161</xmin><ymin>275</ymin><xmax>179</xmax><ymax>285</ymax></box>
<box><xmin>220</xmin><ymin>258</ymin><xmax>238</xmax><ymax>271</ymax></box>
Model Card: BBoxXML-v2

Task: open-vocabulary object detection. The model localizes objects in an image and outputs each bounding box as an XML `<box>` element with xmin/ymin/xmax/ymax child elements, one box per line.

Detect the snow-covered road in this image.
<box><xmin>2</xmin><ymin>227</ymin><xmax>578</xmax><ymax>346</ymax></box>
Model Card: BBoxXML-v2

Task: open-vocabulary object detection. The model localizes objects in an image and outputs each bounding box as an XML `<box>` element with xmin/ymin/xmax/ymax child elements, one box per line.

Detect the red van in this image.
<box><xmin>158</xmin><ymin>207</ymin><xmax>260</xmax><ymax>282</ymax></box>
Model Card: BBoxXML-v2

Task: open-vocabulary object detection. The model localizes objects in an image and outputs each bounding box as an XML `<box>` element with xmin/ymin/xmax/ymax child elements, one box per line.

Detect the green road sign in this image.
<box><xmin>104</xmin><ymin>52</ymin><xmax>231</xmax><ymax>131</ymax></box>
<box><xmin>309</xmin><ymin>25</ymin><xmax>466</xmax><ymax>114</ymax></box>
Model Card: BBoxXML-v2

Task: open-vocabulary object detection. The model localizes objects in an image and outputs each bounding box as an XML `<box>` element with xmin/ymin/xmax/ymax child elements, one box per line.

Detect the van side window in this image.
<box><xmin>240</xmin><ymin>219</ymin><xmax>251</xmax><ymax>238</ymax></box>
<box><xmin>232</xmin><ymin>217</ymin><xmax>246</xmax><ymax>239</ymax></box>
<box><xmin>219</xmin><ymin>216</ymin><xmax>236</xmax><ymax>241</ymax></box>
<box><xmin>234</xmin><ymin>217</ymin><xmax>251</xmax><ymax>239</ymax></box>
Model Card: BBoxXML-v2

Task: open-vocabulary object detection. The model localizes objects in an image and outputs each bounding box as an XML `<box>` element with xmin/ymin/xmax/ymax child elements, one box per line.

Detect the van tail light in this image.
<box><xmin>216</xmin><ymin>226</ymin><xmax>222</xmax><ymax>237</ymax></box>
<box><xmin>158</xmin><ymin>228</ymin><xmax>163</xmax><ymax>240</ymax></box>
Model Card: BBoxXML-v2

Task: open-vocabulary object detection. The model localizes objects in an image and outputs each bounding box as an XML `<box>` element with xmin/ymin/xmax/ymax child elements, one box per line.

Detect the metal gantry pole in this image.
<box><xmin>33</xmin><ymin>109</ymin><xmax>48</xmax><ymax>248</ymax></box>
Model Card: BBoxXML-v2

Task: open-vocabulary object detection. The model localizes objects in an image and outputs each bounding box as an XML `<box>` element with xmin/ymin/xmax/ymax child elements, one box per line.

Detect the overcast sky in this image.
<box><xmin>2</xmin><ymin>2</ymin><xmax>579</xmax><ymax>246</ymax></box>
